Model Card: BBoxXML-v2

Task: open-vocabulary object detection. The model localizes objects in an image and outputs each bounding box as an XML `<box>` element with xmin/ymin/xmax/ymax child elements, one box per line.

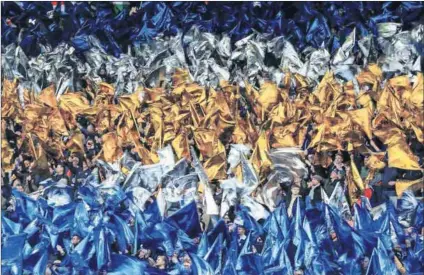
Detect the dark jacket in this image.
<box><xmin>305</xmin><ymin>185</ymin><xmax>323</xmax><ymax>204</ymax></box>
<box><xmin>324</xmin><ymin>179</ymin><xmax>343</xmax><ymax>198</ymax></box>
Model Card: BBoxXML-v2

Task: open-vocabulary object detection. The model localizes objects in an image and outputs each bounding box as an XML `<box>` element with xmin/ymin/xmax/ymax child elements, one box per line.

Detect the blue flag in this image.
<box><xmin>166</xmin><ymin>200</ymin><xmax>201</xmax><ymax>238</ymax></box>
<box><xmin>197</xmin><ymin>232</ymin><xmax>209</xmax><ymax>258</ymax></box>
<box><xmin>204</xmin><ymin>233</ymin><xmax>223</xmax><ymax>273</ymax></box>
<box><xmin>1</xmin><ymin>233</ymin><xmax>27</xmax><ymax>275</ymax></box>
<box><xmin>107</xmin><ymin>253</ymin><xmax>146</xmax><ymax>275</ymax></box>
<box><xmin>2</xmin><ymin>213</ymin><xmax>23</xmax><ymax>235</ymax></box>
<box><xmin>189</xmin><ymin>253</ymin><xmax>214</xmax><ymax>275</ymax></box>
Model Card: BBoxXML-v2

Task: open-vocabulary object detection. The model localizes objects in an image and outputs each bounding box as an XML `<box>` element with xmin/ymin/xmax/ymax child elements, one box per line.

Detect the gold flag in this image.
<box><xmin>119</xmin><ymin>90</ymin><xmax>143</xmax><ymax>114</ymax></box>
<box><xmin>250</xmin><ymin>130</ymin><xmax>272</xmax><ymax>172</ymax></box>
<box><xmin>1</xmin><ymin>140</ymin><xmax>15</xmax><ymax>172</ymax></box>
<box><xmin>348</xmin><ymin>108</ymin><xmax>372</xmax><ymax>139</ymax></box>
<box><xmin>66</xmin><ymin>131</ymin><xmax>85</xmax><ymax>153</ymax></box>
<box><xmin>38</xmin><ymin>85</ymin><xmax>57</xmax><ymax>108</ymax></box>
<box><xmin>308</xmin><ymin>124</ymin><xmax>326</xmax><ymax>149</ymax></box>
<box><xmin>396</xmin><ymin>178</ymin><xmax>423</xmax><ymax>197</ymax></box>
<box><xmin>58</xmin><ymin>93</ymin><xmax>91</xmax><ymax>116</ymax></box>
<box><xmin>102</xmin><ymin>132</ymin><xmax>123</xmax><ymax>162</ymax></box>
<box><xmin>350</xmin><ymin>159</ymin><xmax>365</xmax><ymax>190</ymax></box>
<box><xmin>410</xmin><ymin>72</ymin><xmax>423</xmax><ymax>108</ymax></box>
<box><xmin>204</xmin><ymin>152</ymin><xmax>227</xmax><ymax>180</ymax></box>
<box><xmin>387</xmin><ymin>142</ymin><xmax>421</xmax><ymax>170</ymax></box>
<box><xmin>367</xmin><ymin>64</ymin><xmax>383</xmax><ymax>81</ymax></box>
<box><xmin>49</xmin><ymin>108</ymin><xmax>69</xmax><ymax>136</ymax></box>
<box><xmin>365</xmin><ymin>153</ymin><xmax>386</xmax><ymax>170</ymax></box>
<box><xmin>99</xmin><ymin>82</ymin><xmax>115</xmax><ymax>95</ymax></box>
<box><xmin>257</xmin><ymin>82</ymin><xmax>279</xmax><ymax>116</ymax></box>
<box><xmin>130</xmin><ymin>131</ymin><xmax>159</xmax><ymax>165</ymax></box>
<box><xmin>193</xmin><ymin>128</ymin><xmax>224</xmax><ymax>159</ymax></box>
<box><xmin>171</xmin><ymin>130</ymin><xmax>191</xmax><ymax>160</ymax></box>
<box><xmin>32</xmin><ymin>144</ymin><xmax>51</xmax><ymax>176</ymax></box>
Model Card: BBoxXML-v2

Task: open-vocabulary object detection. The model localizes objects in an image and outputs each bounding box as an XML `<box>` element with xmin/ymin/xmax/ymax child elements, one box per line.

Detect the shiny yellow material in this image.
<box><xmin>102</xmin><ymin>132</ymin><xmax>123</xmax><ymax>162</ymax></box>
<box><xmin>388</xmin><ymin>142</ymin><xmax>421</xmax><ymax>170</ymax></box>
<box><xmin>1</xmin><ymin>140</ymin><xmax>15</xmax><ymax>172</ymax></box>
<box><xmin>396</xmin><ymin>178</ymin><xmax>423</xmax><ymax>197</ymax></box>
<box><xmin>2</xmin><ymin>65</ymin><xmax>422</xmax><ymax>176</ymax></box>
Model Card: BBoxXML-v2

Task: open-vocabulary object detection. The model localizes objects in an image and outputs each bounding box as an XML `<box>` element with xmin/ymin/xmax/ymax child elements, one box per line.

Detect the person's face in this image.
<box><xmin>72</xmin><ymin>157</ymin><xmax>79</xmax><ymax>167</ymax></box>
<box><xmin>16</xmin><ymin>185</ymin><xmax>24</xmax><ymax>192</ymax></box>
<box><xmin>13</xmin><ymin>179</ymin><xmax>21</xmax><ymax>187</ymax></box>
<box><xmin>138</xmin><ymin>249</ymin><xmax>150</xmax><ymax>259</ymax></box>
<box><xmin>183</xmin><ymin>259</ymin><xmax>191</xmax><ymax>270</ymax></box>
<box><xmin>23</xmin><ymin>160</ymin><xmax>30</xmax><ymax>168</ymax></box>
<box><xmin>156</xmin><ymin>255</ymin><xmax>166</xmax><ymax>266</ymax></box>
<box><xmin>86</xmin><ymin>140</ymin><xmax>94</xmax><ymax>150</ymax></box>
<box><xmin>311</xmin><ymin>178</ymin><xmax>319</xmax><ymax>186</ymax></box>
<box><xmin>224</xmin><ymin>214</ymin><xmax>230</xmax><ymax>224</ymax></box>
<box><xmin>362</xmin><ymin>257</ymin><xmax>369</xmax><ymax>270</ymax></box>
<box><xmin>237</xmin><ymin>227</ymin><xmax>246</xmax><ymax>236</ymax></box>
<box><xmin>71</xmin><ymin>235</ymin><xmax>81</xmax><ymax>246</ymax></box>
<box><xmin>82</xmin><ymin>161</ymin><xmax>88</xmax><ymax>170</ymax></box>
<box><xmin>330</xmin><ymin>170</ymin><xmax>339</xmax><ymax>180</ymax></box>
<box><xmin>307</xmin><ymin>154</ymin><xmax>314</xmax><ymax>163</ymax></box>
<box><xmin>55</xmin><ymin>165</ymin><xmax>64</xmax><ymax>175</ymax></box>
<box><xmin>335</xmin><ymin>155</ymin><xmax>343</xmax><ymax>165</ymax></box>
<box><xmin>291</xmin><ymin>186</ymin><xmax>300</xmax><ymax>195</ymax></box>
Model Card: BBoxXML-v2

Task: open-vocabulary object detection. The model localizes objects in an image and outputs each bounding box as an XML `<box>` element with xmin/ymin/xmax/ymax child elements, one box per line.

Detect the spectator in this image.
<box><xmin>306</xmin><ymin>175</ymin><xmax>324</xmax><ymax>204</ymax></box>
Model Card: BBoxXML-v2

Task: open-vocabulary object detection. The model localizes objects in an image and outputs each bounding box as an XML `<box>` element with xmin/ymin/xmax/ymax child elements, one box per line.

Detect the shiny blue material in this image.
<box><xmin>107</xmin><ymin>253</ymin><xmax>146</xmax><ymax>274</ymax></box>
<box><xmin>166</xmin><ymin>200</ymin><xmax>201</xmax><ymax>238</ymax></box>
<box><xmin>3</xmin><ymin>2</ymin><xmax>421</xmax><ymax>57</ymax></box>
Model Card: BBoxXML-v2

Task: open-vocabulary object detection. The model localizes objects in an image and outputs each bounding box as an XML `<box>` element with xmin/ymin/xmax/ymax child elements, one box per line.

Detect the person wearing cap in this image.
<box><xmin>324</xmin><ymin>169</ymin><xmax>344</xmax><ymax>198</ymax></box>
<box><xmin>306</xmin><ymin>174</ymin><xmax>324</xmax><ymax>204</ymax></box>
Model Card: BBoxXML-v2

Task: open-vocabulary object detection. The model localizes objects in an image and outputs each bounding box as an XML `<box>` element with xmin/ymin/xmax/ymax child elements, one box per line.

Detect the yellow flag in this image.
<box><xmin>193</xmin><ymin>128</ymin><xmax>224</xmax><ymax>159</ymax></box>
<box><xmin>350</xmin><ymin>159</ymin><xmax>365</xmax><ymax>190</ymax></box>
<box><xmin>348</xmin><ymin>108</ymin><xmax>372</xmax><ymax>139</ymax></box>
<box><xmin>99</xmin><ymin>82</ymin><xmax>115</xmax><ymax>95</ymax></box>
<box><xmin>38</xmin><ymin>85</ymin><xmax>57</xmax><ymax>108</ymax></box>
<box><xmin>365</xmin><ymin>153</ymin><xmax>386</xmax><ymax>170</ymax></box>
<box><xmin>250</xmin><ymin>131</ymin><xmax>272</xmax><ymax>172</ymax></box>
<box><xmin>171</xmin><ymin>130</ymin><xmax>191</xmax><ymax>161</ymax></box>
<box><xmin>24</xmin><ymin>104</ymin><xmax>47</xmax><ymax>122</ymax></box>
<box><xmin>1</xmin><ymin>140</ymin><xmax>15</xmax><ymax>172</ymax></box>
<box><xmin>49</xmin><ymin>108</ymin><xmax>69</xmax><ymax>136</ymax></box>
<box><xmin>66</xmin><ymin>131</ymin><xmax>85</xmax><ymax>153</ymax></box>
<box><xmin>58</xmin><ymin>93</ymin><xmax>90</xmax><ymax>116</ymax></box>
<box><xmin>387</xmin><ymin>142</ymin><xmax>421</xmax><ymax>170</ymax></box>
<box><xmin>172</xmin><ymin>69</ymin><xmax>191</xmax><ymax>87</ymax></box>
<box><xmin>308</xmin><ymin>124</ymin><xmax>326</xmax><ymax>149</ymax></box>
<box><xmin>410</xmin><ymin>73</ymin><xmax>423</xmax><ymax>108</ymax></box>
<box><xmin>119</xmin><ymin>90</ymin><xmax>143</xmax><ymax>114</ymax></box>
<box><xmin>232</xmin><ymin>118</ymin><xmax>249</xmax><ymax>144</ymax></box>
<box><xmin>130</xmin><ymin>131</ymin><xmax>159</xmax><ymax>165</ymax></box>
<box><xmin>204</xmin><ymin>152</ymin><xmax>227</xmax><ymax>180</ymax></box>
<box><xmin>257</xmin><ymin>82</ymin><xmax>279</xmax><ymax>115</ymax></box>
<box><xmin>102</xmin><ymin>132</ymin><xmax>123</xmax><ymax>162</ymax></box>
<box><xmin>32</xmin><ymin>144</ymin><xmax>51</xmax><ymax>176</ymax></box>
<box><xmin>367</xmin><ymin>64</ymin><xmax>383</xmax><ymax>81</ymax></box>
<box><xmin>396</xmin><ymin>178</ymin><xmax>423</xmax><ymax>197</ymax></box>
